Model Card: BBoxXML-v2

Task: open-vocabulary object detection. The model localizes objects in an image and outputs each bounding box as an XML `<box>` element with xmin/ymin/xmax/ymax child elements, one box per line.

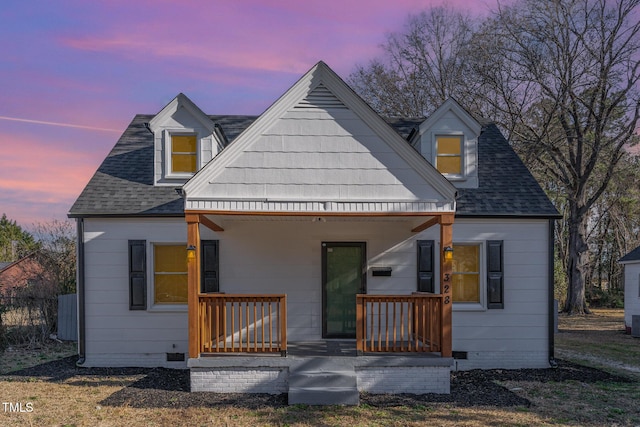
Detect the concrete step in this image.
<box><xmin>288</xmin><ymin>369</ymin><xmax>359</xmax><ymax>405</ymax></box>
<box><xmin>289</xmin><ymin>370</ymin><xmax>356</xmax><ymax>389</ymax></box>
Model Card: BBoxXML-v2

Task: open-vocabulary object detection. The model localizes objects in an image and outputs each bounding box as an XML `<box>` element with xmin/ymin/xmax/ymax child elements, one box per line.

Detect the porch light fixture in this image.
<box><xmin>186</xmin><ymin>245</ymin><xmax>196</xmax><ymax>261</ymax></box>
<box><xmin>443</xmin><ymin>246</ymin><xmax>454</xmax><ymax>261</ymax></box>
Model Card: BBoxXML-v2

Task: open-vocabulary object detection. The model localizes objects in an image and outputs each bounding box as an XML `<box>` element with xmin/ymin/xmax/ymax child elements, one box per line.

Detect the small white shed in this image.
<box><xmin>619</xmin><ymin>245</ymin><xmax>640</xmax><ymax>336</ymax></box>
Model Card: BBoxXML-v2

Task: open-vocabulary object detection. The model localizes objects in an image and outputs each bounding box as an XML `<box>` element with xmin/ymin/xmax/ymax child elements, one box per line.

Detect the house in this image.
<box><xmin>619</xmin><ymin>245</ymin><xmax>640</xmax><ymax>336</ymax></box>
<box><xmin>69</xmin><ymin>62</ymin><xmax>559</xmax><ymax>400</ymax></box>
<box><xmin>0</xmin><ymin>253</ymin><xmax>46</xmax><ymax>297</ymax></box>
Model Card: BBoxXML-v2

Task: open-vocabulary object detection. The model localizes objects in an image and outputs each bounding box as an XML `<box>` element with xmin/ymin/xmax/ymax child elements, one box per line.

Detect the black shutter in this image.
<box><xmin>487</xmin><ymin>240</ymin><xmax>504</xmax><ymax>309</ymax></box>
<box><xmin>201</xmin><ymin>240</ymin><xmax>219</xmax><ymax>293</ymax></box>
<box><xmin>128</xmin><ymin>240</ymin><xmax>146</xmax><ymax>310</ymax></box>
<box><xmin>417</xmin><ymin>240</ymin><xmax>435</xmax><ymax>293</ymax></box>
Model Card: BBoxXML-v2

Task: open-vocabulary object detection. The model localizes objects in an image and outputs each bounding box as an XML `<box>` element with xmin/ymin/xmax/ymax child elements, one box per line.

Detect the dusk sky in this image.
<box><xmin>0</xmin><ymin>0</ymin><xmax>497</xmax><ymax>229</ymax></box>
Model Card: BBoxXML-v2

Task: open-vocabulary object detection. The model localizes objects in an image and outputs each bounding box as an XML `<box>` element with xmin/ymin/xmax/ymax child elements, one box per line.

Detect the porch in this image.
<box><xmin>183</xmin><ymin>211</ymin><xmax>456</xmax><ymax>401</ymax></box>
<box><xmin>189</xmin><ymin>293</ymin><xmax>453</xmax><ymax>401</ymax></box>
<box><xmin>185</xmin><ymin>211</ymin><xmax>455</xmax><ymax>360</ymax></box>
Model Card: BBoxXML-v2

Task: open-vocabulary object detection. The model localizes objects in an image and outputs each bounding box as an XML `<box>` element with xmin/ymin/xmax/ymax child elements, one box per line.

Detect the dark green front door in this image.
<box><xmin>322</xmin><ymin>242</ymin><xmax>366</xmax><ymax>338</ymax></box>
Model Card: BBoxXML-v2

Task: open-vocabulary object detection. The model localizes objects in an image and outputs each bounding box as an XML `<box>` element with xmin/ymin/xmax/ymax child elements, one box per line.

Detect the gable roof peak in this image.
<box><xmin>148</xmin><ymin>92</ymin><xmax>215</xmax><ymax>133</ymax></box>
<box><xmin>420</xmin><ymin>97</ymin><xmax>482</xmax><ymax>135</ymax></box>
<box><xmin>183</xmin><ymin>60</ymin><xmax>457</xmax><ymax>205</ymax></box>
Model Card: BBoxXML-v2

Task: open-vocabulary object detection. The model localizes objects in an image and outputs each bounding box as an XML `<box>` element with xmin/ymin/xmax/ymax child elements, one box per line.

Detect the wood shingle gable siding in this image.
<box><xmin>181</xmin><ymin>62</ymin><xmax>457</xmax><ymax>211</ymax></box>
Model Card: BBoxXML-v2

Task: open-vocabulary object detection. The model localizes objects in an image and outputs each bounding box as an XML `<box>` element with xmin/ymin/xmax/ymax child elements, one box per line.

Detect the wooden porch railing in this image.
<box><xmin>356</xmin><ymin>293</ymin><xmax>443</xmax><ymax>354</ymax></box>
<box><xmin>198</xmin><ymin>294</ymin><xmax>287</xmax><ymax>355</ymax></box>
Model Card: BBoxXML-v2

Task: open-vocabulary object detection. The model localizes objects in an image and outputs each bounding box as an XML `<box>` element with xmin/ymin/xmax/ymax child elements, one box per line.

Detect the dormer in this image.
<box><xmin>148</xmin><ymin>93</ymin><xmax>225</xmax><ymax>186</ymax></box>
<box><xmin>410</xmin><ymin>98</ymin><xmax>481</xmax><ymax>189</ymax></box>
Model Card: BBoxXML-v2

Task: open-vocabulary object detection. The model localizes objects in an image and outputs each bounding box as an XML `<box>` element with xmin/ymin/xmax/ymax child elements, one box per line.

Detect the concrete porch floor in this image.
<box><xmin>287</xmin><ymin>340</ymin><xmax>357</xmax><ymax>357</ymax></box>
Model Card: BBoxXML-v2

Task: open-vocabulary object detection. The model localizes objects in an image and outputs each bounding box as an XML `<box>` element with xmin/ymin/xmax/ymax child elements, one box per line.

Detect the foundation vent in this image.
<box><xmin>166</xmin><ymin>353</ymin><xmax>185</xmax><ymax>362</ymax></box>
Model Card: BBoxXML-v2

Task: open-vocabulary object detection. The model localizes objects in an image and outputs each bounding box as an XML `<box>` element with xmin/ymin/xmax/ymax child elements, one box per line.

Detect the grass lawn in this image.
<box><xmin>500</xmin><ymin>309</ymin><xmax>640</xmax><ymax>426</ymax></box>
<box><xmin>0</xmin><ymin>309</ymin><xmax>638</xmax><ymax>426</ymax></box>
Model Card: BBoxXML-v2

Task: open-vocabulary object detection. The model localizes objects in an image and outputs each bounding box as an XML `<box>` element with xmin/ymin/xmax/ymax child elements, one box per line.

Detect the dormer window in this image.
<box><xmin>171</xmin><ymin>134</ymin><xmax>197</xmax><ymax>174</ymax></box>
<box><xmin>415</xmin><ymin>98</ymin><xmax>481</xmax><ymax>189</ymax></box>
<box><xmin>435</xmin><ymin>135</ymin><xmax>462</xmax><ymax>175</ymax></box>
<box><xmin>149</xmin><ymin>93</ymin><xmax>222</xmax><ymax>185</ymax></box>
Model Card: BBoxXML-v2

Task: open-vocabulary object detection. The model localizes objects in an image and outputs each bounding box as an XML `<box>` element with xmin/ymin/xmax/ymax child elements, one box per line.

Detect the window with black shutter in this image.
<box><xmin>201</xmin><ymin>240</ymin><xmax>219</xmax><ymax>293</ymax></box>
<box><xmin>417</xmin><ymin>240</ymin><xmax>435</xmax><ymax>293</ymax></box>
<box><xmin>486</xmin><ymin>240</ymin><xmax>504</xmax><ymax>309</ymax></box>
<box><xmin>128</xmin><ymin>240</ymin><xmax>147</xmax><ymax>310</ymax></box>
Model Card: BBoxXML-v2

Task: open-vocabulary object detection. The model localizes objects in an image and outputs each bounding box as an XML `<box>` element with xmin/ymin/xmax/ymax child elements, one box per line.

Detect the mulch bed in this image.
<box><xmin>0</xmin><ymin>355</ymin><xmax>632</xmax><ymax>409</ymax></box>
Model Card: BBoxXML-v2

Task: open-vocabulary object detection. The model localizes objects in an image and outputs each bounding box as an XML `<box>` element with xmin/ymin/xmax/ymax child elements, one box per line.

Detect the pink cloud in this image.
<box><xmin>16</xmin><ymin>0</ymin><xmax>502</xmax><ymax>87</ymax></box>
<box><xmin>2</xmin><ymin>0</ymin><xmax>505</xmax><ymax>227</ymax></box>
<box><xmin>0</xmin><ymin>132</ymin><xmax>102</xmax><ymax>202</ymax></box>
<box><xmin>60</xmin><ymin>0</ymin><xmax>496</xmax><ymax>78</ymax></box>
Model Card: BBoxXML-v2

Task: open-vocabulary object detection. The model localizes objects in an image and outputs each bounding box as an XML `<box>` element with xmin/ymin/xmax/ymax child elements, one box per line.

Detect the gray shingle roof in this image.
<box><xmin>457</xmin><ymin>123</ymin><xmax>559</xmax><ymax>217</ymax></box>
<box><xmin>69</xmin><ymin>114</ymin><xmax>559</xmax><ymax>218</ymax></box>
<box><xmin>69</xmin><ymin>115</ymin><xmax>257</xmax><ymax>217</ymax></box>
<box><xmin>620</xmin><ymin>245</ymin><xmax>640</xmax><ymax>263</ymax></box>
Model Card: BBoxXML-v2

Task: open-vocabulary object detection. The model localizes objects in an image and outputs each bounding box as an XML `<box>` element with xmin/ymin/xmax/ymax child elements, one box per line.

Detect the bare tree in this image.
<box><xmin>32</xmin><ymin>220</ymin><xmax>76</xmax><ymax>296</ymax></box>
<box><xmin>474</xmin><ymin>0</ymin><xmax>640</xmax><ymax>313</ymax></box>
<box><xmin>349</xmin><ymin>6</ymin><xmax>477</xmax><ymax>117</ymax></box>
<box><xmin>350</xmin><ymin>0</ymin><xmax>640</xmax><ymax>315</ymax></box>
<box><xmin>587</xmin><ymin>152</ymin><xmax>640</xmax><ymax>301</ymax></box>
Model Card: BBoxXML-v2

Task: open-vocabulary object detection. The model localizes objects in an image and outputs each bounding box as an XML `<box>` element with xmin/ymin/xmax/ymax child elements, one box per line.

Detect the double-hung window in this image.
<box><xmin>415</xmin><ymin>240</ymin><xmax>504</xmax><ymax>310</ymax></box>
<box><xmin>435</xmin><ymin>135</ymin><xmax>462</xmax><ymax>175</ymax></box>
<box><xmin>153</xmin><ymin>244</ymin><xmax>188</xmax><ymax>305</ymax></box>
<box><xmin>128</xmin><ymin>240</ymin><xmax>220</xmax><ymax>310</ymax></box>
<box><xmin>170</xmin><ymin>134</ymin><xmax>197</xmax><ymax>174</ymax></box>
<box><xmin>451</xmin><ymin>244</ymin><xmax>481</xmax><ymax>303</ymax></box>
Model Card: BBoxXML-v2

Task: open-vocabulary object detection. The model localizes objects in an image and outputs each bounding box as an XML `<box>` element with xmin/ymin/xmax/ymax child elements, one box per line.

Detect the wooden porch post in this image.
<box><xmin>186</xmin><ymin>214</ymin><xmax>201</xmax><ymax>359</ymax></box>
<box><xmin>440</xmin><ymin>214</ymin><xmax>454</xmax><ymax>358</ymax></box>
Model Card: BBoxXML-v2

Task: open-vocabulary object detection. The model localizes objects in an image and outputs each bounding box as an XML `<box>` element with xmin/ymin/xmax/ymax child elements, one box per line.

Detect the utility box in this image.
<box><xmin>632</xmin><ymin>315</ymin><xmax>640</xmax><ymax>338</ymax></box>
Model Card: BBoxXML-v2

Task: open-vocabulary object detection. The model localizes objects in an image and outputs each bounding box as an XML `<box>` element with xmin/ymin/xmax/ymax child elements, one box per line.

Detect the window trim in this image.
<box><xmin>164</xmin><ymin>129</ymin><xmax>200</xmax><ymax>179</ymax></box>
<box><xmin>449</xmin><ymin>241</ymin><xmax>486</xmax><ymax>311</ymax></box>
<box><xmin>149</xmin><ymin>242</ymin><xmax>189</xmax><ymax>310</ymax></box>
<box><xmin>434</xmin><ymin>133</ymin><xmax>464</xmax><ymax>179</ymax></box>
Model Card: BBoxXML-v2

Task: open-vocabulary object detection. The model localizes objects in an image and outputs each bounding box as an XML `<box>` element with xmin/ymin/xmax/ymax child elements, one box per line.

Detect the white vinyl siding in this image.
<box><xmin>83</xmin><ymin>218</ymin><xmax>189</xmax><ymax>368</ymax></box>
<box><xmin>623</xmin><ymin>263</ymin><xmax>640</xmax><ymax>329</ymax></box>
<box><xmin>192</xmin><ymin>108</ymin><xmax>446</xmax><ymax>203</ymax></box>
<box><xmin>446</xmin><ymin>219</ymin><xmax>549</xmax><ymax>369</ymax></box>
<box><xmin>83</xmin><ymin>217</ymin><xmax>550</xmax><ymax>370</ymax></box>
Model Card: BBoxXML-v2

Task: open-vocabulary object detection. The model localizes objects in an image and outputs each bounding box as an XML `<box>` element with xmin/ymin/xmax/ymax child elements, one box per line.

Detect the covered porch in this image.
<box><xmin>185</xmin><ymin>211</ymin><xmax>455</xmax><ymax>360</ymax></box>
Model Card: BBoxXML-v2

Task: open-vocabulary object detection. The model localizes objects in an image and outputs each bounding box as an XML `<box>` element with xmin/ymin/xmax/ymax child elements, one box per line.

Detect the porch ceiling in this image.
<box><xmin>197</xmin><ymin>212</ymin><xmax>443</xmax><ymax>233</ymax></box>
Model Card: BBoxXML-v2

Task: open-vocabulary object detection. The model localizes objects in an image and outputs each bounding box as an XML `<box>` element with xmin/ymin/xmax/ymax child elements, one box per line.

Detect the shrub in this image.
<box><xmin>587</xmin><ymin>287</ymin><xmax>624</xmax><ymax>309</ymax></box>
